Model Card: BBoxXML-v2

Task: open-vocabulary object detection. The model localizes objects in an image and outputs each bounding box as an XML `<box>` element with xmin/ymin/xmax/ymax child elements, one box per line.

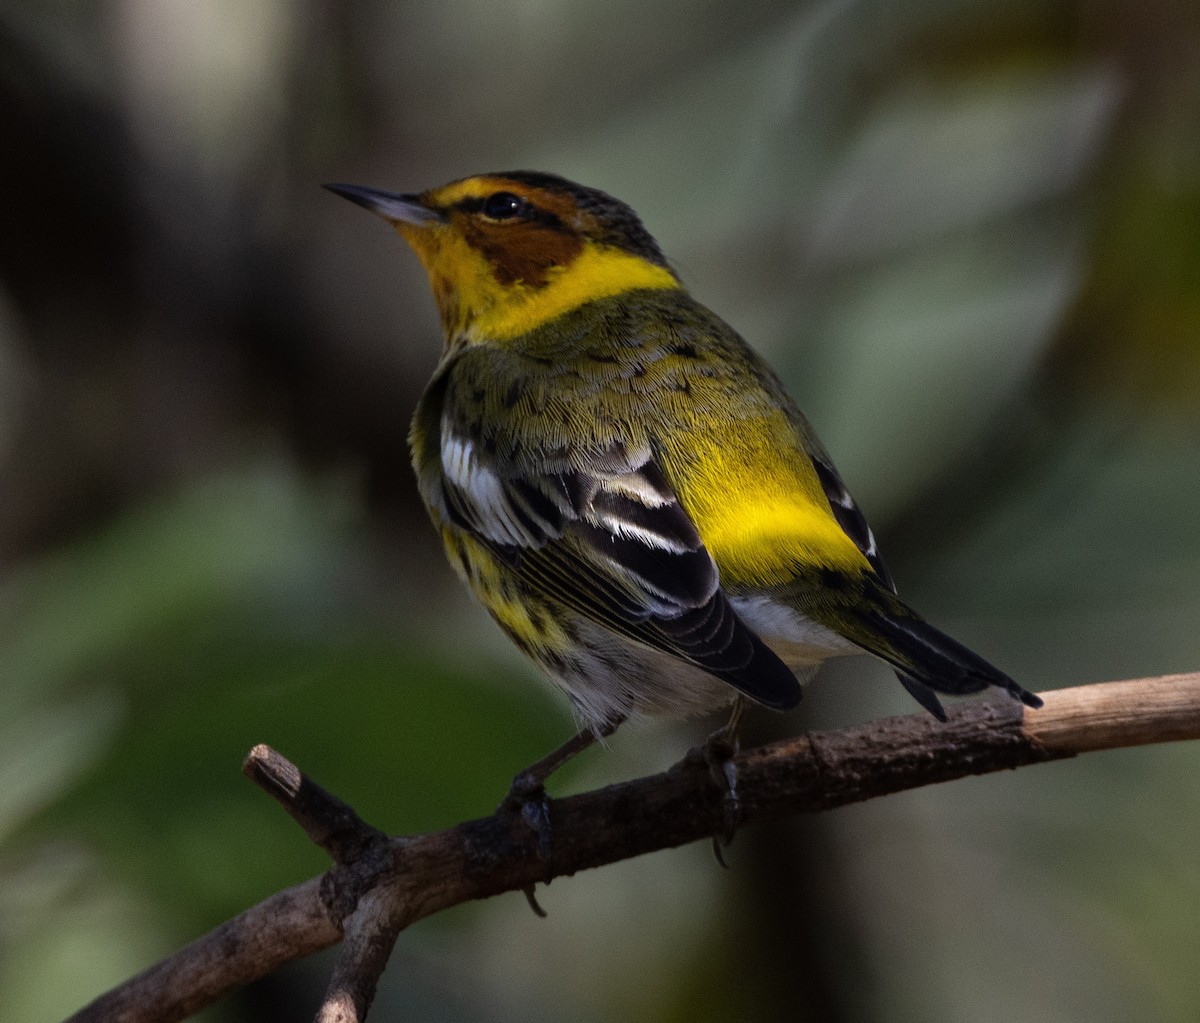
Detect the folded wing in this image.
<box><xmin>437</xmin><ymin>424</ymin><xmax>801</xmax><ymax>711</ymax></box>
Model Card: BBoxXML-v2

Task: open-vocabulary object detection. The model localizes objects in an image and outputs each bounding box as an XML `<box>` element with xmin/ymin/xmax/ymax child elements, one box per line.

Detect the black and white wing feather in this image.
<box><xmin>434</xmin><ymin>423</ymin><xmax>801</xmax><ymax>711</ymax></box>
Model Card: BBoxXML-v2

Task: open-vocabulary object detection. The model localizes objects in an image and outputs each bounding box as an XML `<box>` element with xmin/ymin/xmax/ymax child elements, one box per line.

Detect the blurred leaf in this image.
<box><xmin>0</xmin><ymin>694</ymin><xmax>122</xmax><ymax>844</ymax></box>
<box><xmin>806</xmin><ymin>63</ymin><xmax>1121</xmax><ymax>261</ymax></box>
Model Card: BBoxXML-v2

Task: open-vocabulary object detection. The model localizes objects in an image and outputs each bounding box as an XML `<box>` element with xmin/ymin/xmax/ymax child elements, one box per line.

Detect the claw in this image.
<box><xmin>523</xmin><ymin>884</ymin><xmax>549</xmax><ymax>918</ymax></box>
<box><xmin>711</xmin><ymin>836</ymin><xmax>730</xmax><ymax>868</ymax></box>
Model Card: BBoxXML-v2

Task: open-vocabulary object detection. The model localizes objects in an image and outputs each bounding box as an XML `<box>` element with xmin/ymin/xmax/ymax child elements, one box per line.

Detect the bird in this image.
<box><xmin>326</xmin><ymin>170</ymin><xmax>1042</xmax><ymax>797</ymax></box>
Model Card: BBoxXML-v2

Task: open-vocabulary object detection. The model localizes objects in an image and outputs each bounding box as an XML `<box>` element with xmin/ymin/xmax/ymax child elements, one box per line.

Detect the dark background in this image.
<box><xmin>2</xmin><ymin>1</ymin><xmax>1198</xmax><ymax>1019</ymax></box>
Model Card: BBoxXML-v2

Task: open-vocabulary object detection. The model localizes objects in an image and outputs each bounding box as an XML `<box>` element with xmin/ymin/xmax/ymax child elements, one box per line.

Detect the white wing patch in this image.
<box><xmin>587</xmin><ymin>486</ymin><xmax>692</xmax><ymax>554</ymax></box>
<box><xmin>440</xmin><ymin>430</ymin><xmax>543</xmax><ymax>547</ymax></box>
<box><xmin>582</xmin><ymin>445</ymin><xmax>696</xmax><ymax>555</ymax></box>
<box><xmin>594</xmin><ymin>519</ymin><xmax>690</xmax><ymax>553</ymax></box>
<box><xmin>604</xmin><ymin>472</ymin><xmax>672</xmax><ymax>508</ymax></box>
<box><xmin>440</xmin><ymin>426</ymin><xmax>717</xmax><ymax>610</ymax></box>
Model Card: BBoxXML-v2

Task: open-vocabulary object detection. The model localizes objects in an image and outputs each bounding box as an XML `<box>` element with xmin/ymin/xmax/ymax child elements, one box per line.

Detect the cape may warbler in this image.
<box><xmin>327</xmin><ymin>171</ymin><xmax>1041</xmax><ymax>771</ymax></box>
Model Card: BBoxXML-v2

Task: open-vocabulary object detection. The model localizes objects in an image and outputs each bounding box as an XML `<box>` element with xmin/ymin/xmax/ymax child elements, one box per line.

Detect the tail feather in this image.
<box><xmin>896</xmin><ymin>673</ymin><xmax>949</xmax><ymax>722</ymax></box>
<box><xmin>861</xmin><ymin>607</ymin><xmax>1043</xmax><ymax>712</ymax></box>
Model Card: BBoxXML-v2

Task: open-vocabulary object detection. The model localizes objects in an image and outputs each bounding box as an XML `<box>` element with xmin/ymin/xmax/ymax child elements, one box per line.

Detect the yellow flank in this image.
<box><xmin>441</xmin><ymin>527</ymin><xmax>568</xmax><ymax>649</ymax></box>
<box><xmin>668</xmin><ymin>427</ymin><xmax>871</xmax><ymax>587</ymax></box>
<box><xmin>468</xmin><ymin>246</ymin><xmax>679</xmax><ymax>342</ymax></box>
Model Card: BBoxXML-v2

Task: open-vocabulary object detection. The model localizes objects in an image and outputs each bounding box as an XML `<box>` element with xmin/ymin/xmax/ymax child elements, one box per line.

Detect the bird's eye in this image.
<box><xmin>481</xmin><ymin>192</ymin><xmax>526</xmax><ymax>220</ymax></box>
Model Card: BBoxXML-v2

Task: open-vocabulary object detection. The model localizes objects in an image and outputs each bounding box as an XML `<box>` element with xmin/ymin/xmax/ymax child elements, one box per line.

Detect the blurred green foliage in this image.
<box><xmin>0</xmin><ymin>0</ymin><xmax>1198</xmax><ymax>1020</ymax></box>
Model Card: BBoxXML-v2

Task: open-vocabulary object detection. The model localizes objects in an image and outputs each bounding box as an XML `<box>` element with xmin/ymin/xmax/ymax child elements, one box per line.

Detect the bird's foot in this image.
<box><xmin>498</xmin><ymin>720</ymin><xmax>622</xmax><ymax>900</ymax></box>
<box><xmin>681</xmin><ymin>698</ymin><xmax>745</xmax><ymax>864</ymax></box>
<box><xmin>500</xmin><ymin>766</ymin><xmax>557</xmax><ymax>878</ymax></box>
<box><xmin>705</xmin><ymin>731</ymin><xmax>741</xmax><ymax>865</ymax></box>
<box><xmin>499</xmin><ymin>774</ymin><xmax>555</xmax><ymax>916</ymax></box>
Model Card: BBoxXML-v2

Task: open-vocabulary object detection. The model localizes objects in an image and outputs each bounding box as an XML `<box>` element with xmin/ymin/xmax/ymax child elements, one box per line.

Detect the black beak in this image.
<box><xmin>323</xmin><ymin>183</ymin><xmax>444</xmax><ymax>225</ymax></box>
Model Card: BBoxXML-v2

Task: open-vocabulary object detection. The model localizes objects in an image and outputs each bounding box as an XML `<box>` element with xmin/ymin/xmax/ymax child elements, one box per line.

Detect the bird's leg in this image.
<box><xmin>502</xmin><ymin>719</ymin><xmax>622</xmax><ymax>875</ymax></box>
<box><xmin>504</xmin><ymin>719</ymin><xmax>623</xmax><ymax>806</ymax></box>
<box><xmin>692</xmin><ymin>697</ymin><xmax>746</xmax><ymax>863</ymax></box>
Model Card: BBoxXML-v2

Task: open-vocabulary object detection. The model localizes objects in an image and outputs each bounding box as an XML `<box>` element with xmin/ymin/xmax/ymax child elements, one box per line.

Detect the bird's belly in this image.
<box><xmin>730</xmin><ymin>594</ymin><xmax>860</xmax><ymax>671</ymax></box>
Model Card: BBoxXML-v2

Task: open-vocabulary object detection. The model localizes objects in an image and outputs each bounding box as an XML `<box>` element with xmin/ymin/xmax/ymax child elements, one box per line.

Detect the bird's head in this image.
<box><xmin>326</xmin><ymin>171</ymin><xmax>681</xmax><ymax>344</ymax></box>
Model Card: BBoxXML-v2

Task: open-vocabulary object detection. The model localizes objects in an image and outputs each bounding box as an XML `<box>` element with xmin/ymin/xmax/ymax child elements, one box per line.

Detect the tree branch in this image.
<box><xmin>66</xmin><ymin>673</ymin><xmax>1200</xmax><ymax>1023</ymax></box>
